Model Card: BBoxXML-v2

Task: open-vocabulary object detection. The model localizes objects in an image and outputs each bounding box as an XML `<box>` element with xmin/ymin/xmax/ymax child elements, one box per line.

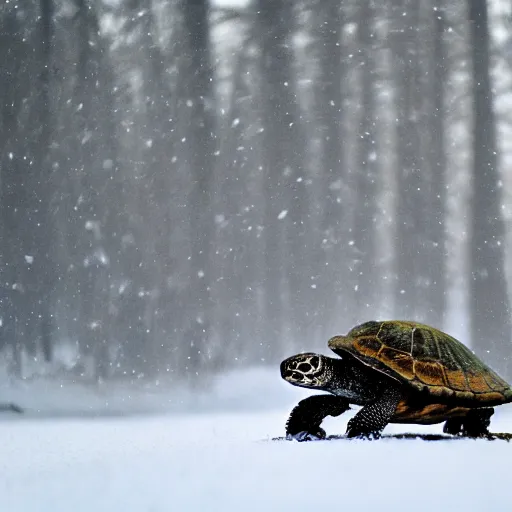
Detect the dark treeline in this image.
<box><xmin>0</xmin><ymin>0</ymin><xmax>511</xmax><ymax>383</ymax></box>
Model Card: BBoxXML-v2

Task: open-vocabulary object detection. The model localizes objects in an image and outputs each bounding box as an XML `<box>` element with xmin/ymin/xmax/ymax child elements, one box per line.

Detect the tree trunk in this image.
<box><xmin>352</xmin><ymin>0</ymin><xmax>378</xmax><ymax>321</ymax></box>
<box><xmin>468</xmin><ymin>0</ymin><xmax>511</xmax><ymax>377</ymax></box>
<box><xmin>313</xmin><ymin>0</ymin><xmax>346</xmax><ymax>336</ymax></box>
<box><xmin>73</xmin><ymin>0</ymin><xmax>112</xmax><ymax>380</ymax></box>
<box><xmin>181</xmin><ymin>0</ymin><xmax>216</xmax><ymax>372</ymax></box>
<box><xmin>422</xmin><ymin>1</ymin><xmax>447</xmax><ymax>328</ymax></box>
<box><xmin>392</xmin><ymin>0</ymin><xmax>426</xmax><ymax>320</ymax></box>
<box><xmin>254</xmin><ymin>0</ymin><xmax>288</xmax><ymax>356</ymax></box>
<box><xmin>279</xmin><ymin>3</ymin><xmax>311</xmax><ymax>348</ymax></box>
<box><xmin>37</xmin><ymin>0</ymin><xmax>55</xmax><ymax>362</ymax></box>
<box><xmin>0</xmin><ymin>7</ymin><xmax>31</xmax><ymax>376</ymax></box>
<box><xmin>254</xmin><ymin>0</ymin><xmax>311</xmax><ymax>357</ymax></box>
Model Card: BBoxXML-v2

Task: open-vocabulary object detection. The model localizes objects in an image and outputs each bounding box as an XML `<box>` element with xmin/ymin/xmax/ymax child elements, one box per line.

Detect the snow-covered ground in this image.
<box><xmin>1</xmin><ymin>368</ymin><xmax>512</xmax><ymax>512</ymax></box>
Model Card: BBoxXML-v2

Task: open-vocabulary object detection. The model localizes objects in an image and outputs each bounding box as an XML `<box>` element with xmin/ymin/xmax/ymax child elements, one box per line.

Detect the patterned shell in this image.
<box><xmin>328</xmin><ymin>320</ymin><xmax>512</xmax><ymax>405</ymax></box>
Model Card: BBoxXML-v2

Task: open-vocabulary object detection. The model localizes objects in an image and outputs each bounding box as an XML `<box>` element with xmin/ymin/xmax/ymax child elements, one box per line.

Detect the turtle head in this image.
<box><xmin>280</xmin><ymin>353</ymin><xmax>332</xmax><ymax>389</ymax></box>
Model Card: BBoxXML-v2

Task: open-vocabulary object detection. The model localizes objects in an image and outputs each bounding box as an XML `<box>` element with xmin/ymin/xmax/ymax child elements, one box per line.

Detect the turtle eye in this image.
<box><xmin>298</xmin><ymin>363</ymin><xmax>311</xmax><ymax>372</ymax></box>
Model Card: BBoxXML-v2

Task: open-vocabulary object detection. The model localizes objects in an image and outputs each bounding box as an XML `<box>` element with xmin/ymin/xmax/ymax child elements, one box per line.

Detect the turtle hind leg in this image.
<box><xmin>443</xmin><ymin>418</ymin><xmax>463</xmax><ymax>436</ymax></box>
<box><xmin>286</xmin><ymin>395</ymin><xmax>350</xmax><ymax>441</ymax></box>
<box><xmin>464</xmin><ymin>408</ymin><xmax>494</xmax><ymax>437</ymax></box>
<box><xmin>444</xmin><ymin>408</ymin><xmax>494</xmax><ymax>438</ymax></box>
<box><xmin>345</xmin><ymin>384</ymin><xmax>402</xmax><ymax>440</ymax></box>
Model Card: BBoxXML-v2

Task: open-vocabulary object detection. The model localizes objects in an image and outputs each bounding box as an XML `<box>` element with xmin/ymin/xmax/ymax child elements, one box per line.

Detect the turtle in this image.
<box><xmin>280</xmin><ymin>320</ymin><xmax>512</xmax><ymax>440</ymax></box>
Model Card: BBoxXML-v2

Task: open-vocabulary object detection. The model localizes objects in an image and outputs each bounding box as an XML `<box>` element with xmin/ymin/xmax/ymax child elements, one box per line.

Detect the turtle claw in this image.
<box><xmin>346</xmin><ymin>430</ymin><xmax>381</xmax><ymax>441</ymax></box>
<box><xmin>287</xmin><ymin>428</ymin><xmax>326</xmax><ymax>442</ymax></box>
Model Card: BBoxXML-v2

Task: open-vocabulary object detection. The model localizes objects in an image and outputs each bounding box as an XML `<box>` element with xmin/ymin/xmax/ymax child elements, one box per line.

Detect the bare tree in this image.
<box><xmin>35</xmin><ymin>0</ymin><xmax>56</xmax><ymax>362</ymax></box>
<box><xmin>468</xmin><ymin>0</ymin><xmax>511</xmax><ymax>377</ymax></box>
<box><xmin>180</xmin><ymin>0</ymin><xmax>216</xmax><ymax>370</ymax></box>
<box><xmin>422</xmin><ymin>1</ymin><xmax>448</xmax><ymax>327</ymax></box>
<box><xmin>0</xmin><ymin>2</ymin><xmax>54</xmax><ymax>373</ymax></box>
<box><xmin>392</xmin><ymin>0</ymin><xmax>427</xmax><ymax>320</ymax></box>
<box><xmin>213</xmin><ymin>36</ymin><xmax>260</xmax><ymax>361</ymax></box>
<box><xmin>0</xmin><ymin>5</ymin><xmax>34</xmax><ymax>375</ymax></box>
<box><xmin>352</xmin><ymin>0</ymin><xmax>378</xmax><ymax>320</ymax></box>
<box><xmin>58</xmin><ymin>0</ymin><xmax>117</xmax><ymax>380</ymax></box>
<box><xmin>254</xmin><ymin>0</ymin><xmax>311</xmax><ymax>356</ymax></box>
<box><xmin>312</xmin><ymin>0</ymin><xmax>345</xmax><ymax>336</ymax></box>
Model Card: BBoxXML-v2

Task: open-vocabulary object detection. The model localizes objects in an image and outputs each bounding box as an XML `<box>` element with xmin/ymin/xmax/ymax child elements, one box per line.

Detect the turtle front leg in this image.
<box><xmin>286</xmin><ymin>395</ymin><xmax>350</xmax><ymax>441</ymax></box>
<box><xmin>444</xmin><ymin>408</ymin><xmax>494</xmax><ymax>438</ymax></box>
<box><xmin>345</xmin><ymin>385</ymin><xmax>402</xmax><ymax>440</ymax></box>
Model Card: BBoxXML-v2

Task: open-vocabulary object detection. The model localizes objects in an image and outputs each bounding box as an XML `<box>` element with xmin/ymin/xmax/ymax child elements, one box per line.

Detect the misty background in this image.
<box><xmin>1</xmin><ymin>0</ymin><xmax>512</xmax><ymax>391</ymax></box>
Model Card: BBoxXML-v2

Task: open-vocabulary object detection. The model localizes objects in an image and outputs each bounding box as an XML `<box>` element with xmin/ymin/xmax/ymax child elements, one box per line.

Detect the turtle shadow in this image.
<box><xmin>271</xmin><ymin>432</ymin><xmax>512</xmax><ymax>442</ymax></box>
<box><xmin>381</xmin><ymin>432</ymin><xmax>512</xmax><ymax>442</ymax></box>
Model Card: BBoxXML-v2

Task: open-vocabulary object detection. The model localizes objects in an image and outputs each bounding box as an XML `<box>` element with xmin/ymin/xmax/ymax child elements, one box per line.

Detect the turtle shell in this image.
<box><xmin>328</xmin><ymin>320</ymin><xmax>512</xmax><ymax>407</ymax></box>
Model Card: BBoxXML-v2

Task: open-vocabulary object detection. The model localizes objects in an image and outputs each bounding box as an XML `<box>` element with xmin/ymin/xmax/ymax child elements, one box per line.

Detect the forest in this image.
<box><xmin>1</xmin><ymin>0</ymin><xmax>512</xmax><ymax>385</ymax></box>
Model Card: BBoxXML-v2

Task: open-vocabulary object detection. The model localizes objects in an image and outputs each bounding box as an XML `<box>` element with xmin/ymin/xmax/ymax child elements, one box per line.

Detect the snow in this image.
<box><xmin>1</xmin><ymin>369</ymin><xmax>512</xmax><ymax>511</ymax></box>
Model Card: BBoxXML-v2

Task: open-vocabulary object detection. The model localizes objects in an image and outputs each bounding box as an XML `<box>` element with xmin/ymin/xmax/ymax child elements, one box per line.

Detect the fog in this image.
<box><xmin>1</xmin><ymin>0</ymin><xmax>512</xmax><ymax>390</ymax></box>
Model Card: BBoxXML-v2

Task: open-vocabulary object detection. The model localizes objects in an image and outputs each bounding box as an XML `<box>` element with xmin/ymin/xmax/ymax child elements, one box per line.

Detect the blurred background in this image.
<box><xmin>1</xmin><ymin>0</ymin><xmax>512</xmax><ymax>390</ymax></box>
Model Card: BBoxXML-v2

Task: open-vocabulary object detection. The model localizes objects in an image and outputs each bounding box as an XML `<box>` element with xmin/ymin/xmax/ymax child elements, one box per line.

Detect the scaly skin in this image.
<box><xmin>280</xmin><ymin>352</ymin><xmax>397</xmax><ymax>439</ymax></box>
